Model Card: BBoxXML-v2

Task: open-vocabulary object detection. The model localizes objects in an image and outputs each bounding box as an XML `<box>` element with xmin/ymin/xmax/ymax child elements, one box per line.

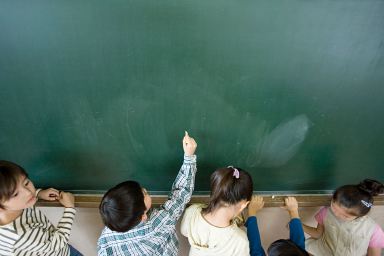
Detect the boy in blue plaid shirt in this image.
<box><xmin>97</xmin><ymin>132</ymin><xmax>197</xmax><ymax>256</ymax></box>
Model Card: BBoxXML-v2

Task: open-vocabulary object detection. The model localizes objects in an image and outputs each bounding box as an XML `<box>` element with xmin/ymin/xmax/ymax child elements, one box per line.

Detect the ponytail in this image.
<box><xmin>202</xmin><ymin>167</ymin><xmax>253</xmax><ymax>214</ymax></box>
<box><xmin>333</xmin><ymin>179</ymin><xmax>383</xmax><ymax>217</ymax></box>
<box><xmin>358</xmin><ymin>179</ymin><xmax>384</xmax><ymax>196</ymax></box>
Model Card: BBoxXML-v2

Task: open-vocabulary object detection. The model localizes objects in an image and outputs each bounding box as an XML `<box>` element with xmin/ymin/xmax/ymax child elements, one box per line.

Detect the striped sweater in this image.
<box><xmin>0</xmin><ymin>207</ymin><xmax>76</xmax><ymax>256</ymax></box>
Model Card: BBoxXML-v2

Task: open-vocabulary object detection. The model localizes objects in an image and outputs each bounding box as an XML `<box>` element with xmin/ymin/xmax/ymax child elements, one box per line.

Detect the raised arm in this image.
<box><xmin>245</xmin><ymin>195</ymin><xmax>266</xmax><ymax>256</ymax></box>
<box><xmin>161</xmin><ymin>132</ymin><xmax>197</xmax><ymax>220</ymax></box>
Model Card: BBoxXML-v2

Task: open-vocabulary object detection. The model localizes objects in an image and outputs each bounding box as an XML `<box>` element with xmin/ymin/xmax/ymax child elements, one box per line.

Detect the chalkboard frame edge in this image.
<box><xmin>36</xmin><ymin>194</ymin><xmax>384</xmax><ymax>208</ymax></box>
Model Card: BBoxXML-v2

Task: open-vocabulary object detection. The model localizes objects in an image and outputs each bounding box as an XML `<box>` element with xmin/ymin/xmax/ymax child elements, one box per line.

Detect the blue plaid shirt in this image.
<box><xmin>97</xmin><ymin>155</ymin><xmax>197</xmax><ymax>256</ymax></box>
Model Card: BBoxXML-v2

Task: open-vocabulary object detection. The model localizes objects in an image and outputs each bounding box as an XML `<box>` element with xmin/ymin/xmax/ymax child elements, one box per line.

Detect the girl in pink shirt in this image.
<box><xmin>303</xmin><ymin>179</ymin><xmax>384</xmax><ymax>256</ymax></box>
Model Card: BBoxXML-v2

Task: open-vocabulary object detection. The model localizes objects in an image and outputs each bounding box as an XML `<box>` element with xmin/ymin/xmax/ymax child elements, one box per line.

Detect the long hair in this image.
<box><xmin>202</xmin><ymin>167</ymin><xmax>253</xmax><ymax>214</ymax></box>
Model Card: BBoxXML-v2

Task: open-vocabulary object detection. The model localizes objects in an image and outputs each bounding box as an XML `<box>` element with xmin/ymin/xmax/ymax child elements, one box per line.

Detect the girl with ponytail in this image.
<box><xmin>181</xmin><ymin>166</ymin><xmax>253</xmax><ymax>256</ymax></box>
<box><xmin>303</xmin><ymin>179</ymin><xmax>384</xmax><ymax>256</ymax></box>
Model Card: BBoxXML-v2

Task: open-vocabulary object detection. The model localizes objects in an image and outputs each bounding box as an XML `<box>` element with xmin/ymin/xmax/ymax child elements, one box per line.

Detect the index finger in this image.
<box><xmin>183</xmin><ymin>131</ymin><xmax>189</xmax><ymax>143</ymax></box>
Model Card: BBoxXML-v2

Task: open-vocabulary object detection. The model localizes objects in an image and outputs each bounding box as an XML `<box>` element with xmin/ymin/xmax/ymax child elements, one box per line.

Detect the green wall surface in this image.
<box><xmin>1</xmin><ymin>0</ymin><xmax>383</xmax><ymax>193</ymax></box>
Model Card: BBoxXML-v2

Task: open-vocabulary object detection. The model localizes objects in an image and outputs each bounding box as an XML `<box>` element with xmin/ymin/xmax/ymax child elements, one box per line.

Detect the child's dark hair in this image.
<box><xmin>99</xmin><ymin>180</ymin><xmax>146</xmax><ymax>232</ymax></box>
<box><xmin>0</xmin><ymin>160</ymin><xmax>28</xmax><ymax>209</ymax></box>
<box><xmin>268</xmin><ymin>239</ymin><xmax>309</xmax><ymax>256</ymax></box>
<box><xmin>332</xmin><ymin>179</ymin><xmax>384</xmax><ymax>217</ymax></box>
<box><xmin>202</xmin><ymin>166</ymin><xmax>253</xmax><ymax>214</ymax></box>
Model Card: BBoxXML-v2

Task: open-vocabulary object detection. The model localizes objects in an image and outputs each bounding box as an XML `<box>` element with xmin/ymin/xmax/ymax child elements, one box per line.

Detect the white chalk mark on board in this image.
<box><xmin>247</xmin><ymin>114</ymin><xmax>311</xmax><ymax>168</ymax></box>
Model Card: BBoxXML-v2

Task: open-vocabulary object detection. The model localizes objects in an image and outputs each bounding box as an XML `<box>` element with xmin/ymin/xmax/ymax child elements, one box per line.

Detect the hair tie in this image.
<box><xmin>361</xmin><ymin>200</ymin><xmax>373</xmax><ymax>208</ymax></box>
<box><xmin>228</xmin><ymin>166</ymin><xmax>240</xmax><ymax>179</ymax></box>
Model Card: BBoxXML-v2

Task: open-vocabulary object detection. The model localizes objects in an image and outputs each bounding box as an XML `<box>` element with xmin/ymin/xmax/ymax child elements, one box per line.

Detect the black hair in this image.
<box><xmin>0</xmin><ymin>160</ymin><xmax>29</xmax><ymax>209</ymax></box>
<box><xmin>99</xmin><ymin>180</ymin><xmax>146</xmax><ymax>232</ymax></box>
<box><xmin>332</xmin><ymin>179</ymin><xmax>384</xmax><ymax>217</ymax></box>
<box><xmin>268</xmin><ymin>239</ymin><xmax>309</xmax><ymax>256</ymax></box>
<box><xmin>202</xmin><ymin>167</ymin><xmax>253</xmax><ymax>214</ymax></box>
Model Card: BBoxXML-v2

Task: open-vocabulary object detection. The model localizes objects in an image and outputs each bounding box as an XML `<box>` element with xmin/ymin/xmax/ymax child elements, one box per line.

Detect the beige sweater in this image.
<box><xmin>180</xmin><ymin>204</ymin><xmax>250</xmax><ymax>256</ymax></box>
<box><xmin>306</xmin><ymin>207</ymin><xmax>376</xmax><ymax>256</ymax></box>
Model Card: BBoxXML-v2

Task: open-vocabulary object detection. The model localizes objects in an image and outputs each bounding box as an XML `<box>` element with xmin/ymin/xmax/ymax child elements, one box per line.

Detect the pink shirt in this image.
<box><xmin>315</xmin><ymin>207</ymin><xmax>384</xmax><ymax>248</ymax></box>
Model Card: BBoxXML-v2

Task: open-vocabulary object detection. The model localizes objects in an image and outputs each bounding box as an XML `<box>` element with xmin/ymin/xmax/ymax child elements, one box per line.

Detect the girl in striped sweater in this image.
<box><xmin>0</xmin><ymin>160</ymin><xmax>82</xmax><ymax>256</ymax></box>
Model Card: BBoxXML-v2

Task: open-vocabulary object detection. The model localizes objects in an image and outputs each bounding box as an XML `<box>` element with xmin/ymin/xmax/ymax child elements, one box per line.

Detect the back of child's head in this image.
<box><xmin>268</xmin><ymin>239</ymin><xmax>309</xmax><ymax>256</ymax></box>
<box><xmin>203</xmin><ymin>166</ymin><xmax>253</xmax><ymax>214</ymax></box>
<box><xmin>0</xmin><ymin>160</ymin><xmax>28</xmax><ymax>209</ymax></box>
<box><xmin>333</xmin><ymin>179</ymin><xmax>384</xmax><ymax>217</ymax></box>
<box><xmin>99</xmin><ymin>180</ymin><xmax>146</xmax><ymax>232</ymax></box>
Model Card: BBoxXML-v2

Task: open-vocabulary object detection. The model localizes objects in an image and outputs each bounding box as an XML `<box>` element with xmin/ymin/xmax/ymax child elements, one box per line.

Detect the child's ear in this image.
<box><xmin>239</xmin><ymin>201</ymin><xmax>250</xmax><ymax>212</ymax></box>
<box><xmin>244</xmin><ymin>201</ymin><xmax>250</xmax><ymax>209</ymax></box>
<box><xmin>141</xmin><ymin>213</ymin><xmax>148</xmax><ymax>222</ymax></box>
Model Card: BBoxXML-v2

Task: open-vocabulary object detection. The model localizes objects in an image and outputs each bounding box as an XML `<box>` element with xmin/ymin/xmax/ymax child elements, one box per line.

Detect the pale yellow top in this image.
<box><xmin>306</xmin><ymin>207</ymin><xmax>376</xmax><ymax>256</ymax></box>
<box><xmin>181</xmin><ymin>204</ymin><xmax>250</xmax><ymax>256</ymax></box>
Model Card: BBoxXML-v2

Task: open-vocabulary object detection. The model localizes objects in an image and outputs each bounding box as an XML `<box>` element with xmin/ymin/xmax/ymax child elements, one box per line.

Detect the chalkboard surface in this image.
<box><xmin>1</xmin><ymin>0</ymin><xmax>383</xmax><ymax>193</ymax></box>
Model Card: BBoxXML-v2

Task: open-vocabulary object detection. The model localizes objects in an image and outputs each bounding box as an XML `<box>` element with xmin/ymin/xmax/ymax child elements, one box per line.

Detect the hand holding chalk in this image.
<box><xmin>183</xmin><ymin>131</ymin><xmax>197</xmax><ymax>156</ymax></box>
<box><xmin>37</xmin><ymin>188</ymin><xmax>60</xmax><ymax>201</ymax></box>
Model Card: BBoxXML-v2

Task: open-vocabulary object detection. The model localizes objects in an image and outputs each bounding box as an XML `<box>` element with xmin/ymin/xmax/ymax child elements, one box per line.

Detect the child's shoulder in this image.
<box><xmin>316</xmin><ymin>206</ymin><xmax>329</xmax><ymax>216</ymax></box>
<box><xmin>232</xmin><ymin>226</ymin><xmax>249</xmax><ymax>245</ymax></box>
<box><xmin>186</xmin><ymin>203</ymin><xmax>205</xmax><ymax>212</ymax></box>
<box><xmin>314</xmin><ymin>206</ymin><xmax>329</xmax><ymax>224</ymax></box>
<box><xmin>361</xmin><ymin>215</ymin><xmax>378</xmax><ymax>227</ymax></box>
<box><xmin>23</xmin><ymin>206</ymin><xmax>41</xmax><ymax>217</ymax></box>
<box><xmin>183</xmin><ymin>204</ymin><xmax>206</xmax><ymax>220</ymax></box>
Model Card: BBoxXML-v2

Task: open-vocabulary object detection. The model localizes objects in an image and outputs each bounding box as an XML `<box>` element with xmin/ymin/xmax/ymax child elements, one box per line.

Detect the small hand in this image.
<box><xmin>37</xmin><ymin>188</ymin><xmax>60</xmax><ymax>201</ymax></box>
<box><xmin>248</xmin><ymin>195</ymin><xmax>264</xmax><ymax>216</ymax></box>
<box><xmin>183</xmin><ymin>131</ymin><xmax>197</xmax><ymax>156</ymax></box>
<box><xmin>58</xmin><ymin>191</ymin><xmax>75</xmax><ymax>208</ymax></box>
<box><xmin>281</xmin><ymin>197</ymin><xmax>299</xmax><ymax>219</ymax></box>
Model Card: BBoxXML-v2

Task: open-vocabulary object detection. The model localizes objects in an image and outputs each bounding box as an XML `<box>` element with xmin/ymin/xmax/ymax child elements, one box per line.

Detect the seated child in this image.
<box><xmin>97</xmin><ymin>132</ymin><xmax>197</xmax><ymax>256</ymax></box>
<box><xmin>245</xmin><ymin>196</ymin><xmax>308</xmax><ymax>256</ymax></box>
<box><xmin>303</xmin><ymin>179</ymin><xmax>384</xmax><ymax>256</ymax></box>
<box><xmin>181</xmin><ymin>166</ymin><xmax>253</xmax><ymax>256</ymax></box>
<box><xmin>0</xmin><ymin>160</ymin><xmax>81</xmax><ymax>256</ymax></box>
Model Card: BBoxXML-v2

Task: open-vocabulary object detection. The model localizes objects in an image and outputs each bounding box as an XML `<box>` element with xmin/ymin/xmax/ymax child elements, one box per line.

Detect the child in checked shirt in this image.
<box><xmin>98</xmin><ymin>132</ymin><xmax>197</xmax><ymax>256</ymax></box>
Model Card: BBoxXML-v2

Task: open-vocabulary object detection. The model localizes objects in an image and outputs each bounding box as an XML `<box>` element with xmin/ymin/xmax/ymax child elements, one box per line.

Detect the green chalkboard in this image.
<box><xmin>1</xmin><ymin>0</ymin><xmax>383</xmax><ymax>193</ymax></box>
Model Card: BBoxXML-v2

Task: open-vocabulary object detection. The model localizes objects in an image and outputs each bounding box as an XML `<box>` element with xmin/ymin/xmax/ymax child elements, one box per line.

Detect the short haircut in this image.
<box><xmin>268</xmin><ymin>239</ymin><xmax>309</xmax><ymax>256</ymax></box>
<box><xmin>99</xmin><ymin>180</ymin><xmax>146</xmax><ymax>232</ymax></box>
<box><xmin>203</xmin><ymin>167</ymin><xmax>253</xmax><ymax>214</ymax></box>
<box><xmin>333</xmin><ymin>179</ymin><xmax>384</xmax><ymax>217</ymax></box>
<box><xmin>0</xmin><ymin>160</ymin><xmax>28</xmax><ymax>209</ymax></box>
